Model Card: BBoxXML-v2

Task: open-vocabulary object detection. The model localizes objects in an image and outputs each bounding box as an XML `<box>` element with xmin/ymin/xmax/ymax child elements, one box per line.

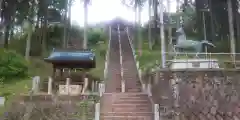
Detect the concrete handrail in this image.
<box><xmin>125</xmin><ymin>28</ymin><xmax>137</xmax><ymax>59</ymax></box>
<box><xmin>125</xmin><ymin>28</ymin><xmax>156</xmax><ymax>116</ymax></box>
<box><xmin>118</xmin><ymin>25</ymin><xmax>125</xmax><ymax>92</ymax></box>
<box><xmin>104</xmin><ymin>26</ymin><xmax>111</xmax><ymax>81</ymax></box>
<box><xmin>102</xmin><ymin>26</ymin><xmax>112</xmax><ymax>94</ymax></box>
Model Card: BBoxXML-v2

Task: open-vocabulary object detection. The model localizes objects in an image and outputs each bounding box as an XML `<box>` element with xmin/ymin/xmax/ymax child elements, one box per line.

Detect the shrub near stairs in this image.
<box><xmin>0</xmin><ymin>49</ymin><xmax>29</xmax><ymax>81</ymax></box>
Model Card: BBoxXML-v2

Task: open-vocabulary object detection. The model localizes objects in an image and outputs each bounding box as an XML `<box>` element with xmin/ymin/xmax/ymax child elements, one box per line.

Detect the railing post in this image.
<box><xmin>121</xmin><ymin>79</ymin><xmax>125</xmax><ymax>92</ymax></box>
<box><xmin>92</xmin><ymin>81</ymin><xmax>95</xmax><ymax>92</ymax></box>
<box><xmin>94</xmin><ymin>103</ymin><xmax>100</xmax><ymax>120</ymax></box>
<box><xmin>82</xmin><ymin>78</ymin><xmax>88</xmax><ymax>94</ymax></box>
<box><xmin>0</xmin><ymin>96</ymin><xmax>5</xmax><ymax>107</ymax></box>
<box><xmin>147</xmin><ymin>82</ymin><xmax>152</xmax><ymax>97</ymax></box>
<box><xmin>136</xmin><ymin>61</ymin><xmax>139</xmax><ymax>69</ymax></box>
<box><xmin>138</xmin><ymin>69</ymin><xmax>146</xmax><ymax>92</ymax></box>
<box><xmin>154</xmin><ymin>70</ymin><xmax>159</xmax><ymax>85</ymax></box>
<box><xmin>95</xmin><ymin>81</ymin><xmax>99</xmax><ymax>92</ymax></box>
<box><xmin>48</xmin><ymin>77</ymin><xmax>52</xmax><ymax>94</ymax></box>
<box><xmin>66</xmin><ymin>78</ymin><xmax>70</xmax><ymax>95</ymax></box>
<box><xmin>154</xmin><ymin>104</ymin><xmax>159</xmax><ymax>120</ymax></box>
<box><xmin>99</xmin><ymin>83</ymin><xmax>104</xmax><ymax>96</ymax></box>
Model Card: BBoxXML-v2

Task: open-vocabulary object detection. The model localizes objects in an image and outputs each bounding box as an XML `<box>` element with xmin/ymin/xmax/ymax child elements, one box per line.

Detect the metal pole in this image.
<box><xmin>160</xmin><ymin>1</ymin><xmax>166</xmax><ymax>68</ymax></box>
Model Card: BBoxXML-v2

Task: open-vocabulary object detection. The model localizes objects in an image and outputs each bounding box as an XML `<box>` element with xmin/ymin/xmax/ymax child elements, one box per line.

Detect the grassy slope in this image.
<box><xmin>89</xmin><ymin>42</ymin><xmax>107</xmax><ymax>80</ymax></box>
<box><xmin>0</xmin><ymin>42</ymin><xmax>107</xmax><ymax>115</ymax></box>
<box><xmin>137</xmin><ymin>42</ymin><xmax>161</xmax><ymax>70</ymax></box>
<box><xmin>0</xmin><ymin>79</ymin><xmax>31</xmax><ymax>115</ymax></box>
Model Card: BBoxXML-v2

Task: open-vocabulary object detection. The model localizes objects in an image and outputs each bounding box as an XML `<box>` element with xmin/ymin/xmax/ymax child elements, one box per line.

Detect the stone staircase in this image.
<box><xmin>100</xmin><ymin>93</ymin><xmax>153</xmax><ymax>120</ymax></box>
<box><xmin>100</xmin><ymin>30</ymin><xmax>154</xmax><ymax>120</ymax></box>
<box><xmin>120</xmin><ymin>32</ymin><xmax>142</xmax><ymax>92</ymax></box>
<box><xmin>104</xmin><ymin>32</ymin><xmax>122</xmax><ymax>93</ymax></box>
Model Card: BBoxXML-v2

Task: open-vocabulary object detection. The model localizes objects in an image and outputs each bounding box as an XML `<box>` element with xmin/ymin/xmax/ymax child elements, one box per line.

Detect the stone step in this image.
<box><xmin>100</xmin><ymin>115</ymin><xmax>153</xmax><ymax>120</ymax></box>
<box><xmin>126</xmin><ymin>89</ymin><xmax>142</xmax><ymax>92</ymax></box>
<box><xmin>113</xmin><ymin>100</ymin><xmax>150</xmax><ymax>104</ymax></box>
<box><xmin>102</xmin><ymin>93</ymin><xmax>148</xmax><ymax>97</ymax></box>
<box><xmin>100</xmin><ymin>112</ymin><xmax>154</xmax><ymax>116</ymax></box>
<box><xmin>101</xmin><ymin>98</ymin><xmax>149</xmax><ymax>103</ymax></box>
<box><xmin>105</xmin><ymin>103</ymin><xmax>150</xmax><ymax>107</ymax></box>
<box><xmin>101</xmin><ymin>100</ymin><xmax>151</xmax><ymax>106</ymax></box>
<box><xmin>116</xmin><ymin>95</ymin><xmax>149</xmax><ymax>100</ymax></box>
<box><xmin>101</xmin><ymin>104</ymin><xmax>152</xmax><ymax>111</ymax></box>
<box><xmin>111</xmin><ymin>106</ymin><xmax>152</xmax><ymax>113</ymax></box>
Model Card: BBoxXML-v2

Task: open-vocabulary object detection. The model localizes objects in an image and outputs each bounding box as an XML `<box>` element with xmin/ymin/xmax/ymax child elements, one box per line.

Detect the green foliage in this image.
<box><xmin>88</xmin><ymin>28</ymin><xmax>107</xmax><ymax>45</ymax></box>
<box><xmin>0</xmin><ymin>49</ymin><xmax>29</xmax><ymax>81</ymax></box>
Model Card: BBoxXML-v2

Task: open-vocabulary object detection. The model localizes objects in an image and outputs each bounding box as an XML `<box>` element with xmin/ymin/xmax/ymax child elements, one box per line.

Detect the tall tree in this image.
<box><xmin>24</xmin><ymin>0</ymin><xmax>37</xmax><ymax>60</ymax></box>
<box><xmin>2</xmin><ymin>0</ymin><xmax>18</xmax><ymax>48</ymax></box>
<box><xmin>63</xmin><ymin>0</ymin><xmax>68</xmax><ymax>48</ymax></box>
<box><xmin>148</xmin><ymin>0</ymin><xmax>152</xmax><ymax>50</ymax></box>
<box><xmin>152</xmin><ymin>0</ymin><xmax>158</xmax><ymax>46</ymax></box>
<box><xmin>227</xmin><ymin>0</ymin><xmax>236</xmax><ymax>59</ymax></box>
<box><xmin>122</xmin><ymin>0</ymin><xmax>146</xmax><ymax>54</ymax></box>
<box><xmin>83</xmin><ymin>0</ymin><xmax>90</xmax><ymax>49</ymax></box>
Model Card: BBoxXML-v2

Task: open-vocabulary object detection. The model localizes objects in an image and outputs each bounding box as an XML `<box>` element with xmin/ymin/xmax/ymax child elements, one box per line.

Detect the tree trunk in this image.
<box><xmin>3</xmin><ymin>24</ymin><xmax>10</xmax><ymax>49</ymax></box>
<box><xmin>153</xmin><ymin>0</ymin><xmax>158</xmax><ymax>46</ymax></box>
<box><xmin>40</xmin><ymin>18</ymin><xmax>44</xmax><ymax>50</ymax></box>
<box><xmin>9</xmin><ymin>25</ymin><xmax>14</xmax><ymax>41</ymax></box>
<box><xmin>83</xmin><ymin>0</ymin><xmax>88</xmax><ymax>49</ymax></box>
<box><xmin>209</xmin><ymin>0</ymin><xmax>215</xmax><ymax>41</ymax></box>
<box><xmin>159</xmin><ymin>1</ymin><xmax>166</xmax><ymax>68</ymax></box>
<box><xmin>25</xmin><ymin>22</ymin><xmax>32</xmax><ymax>61</ymax></box>
<box><xmin>176</xmin><ymin>0</ymin><xmax>180</xmax><ymax>28</ymax></box>
<box><xmin>138</xmin><ymin>7</ymin><xmax>142</xmax><ymax>56</ymax></box>
<box><xmin>0</xmin><ymin>0</ymin><xmax>3</xmax><ymax>22</ymax></box>
<box><xmin>167</xmin><ymin>0</ymin><xmax>173</xmax><ymax>59</ymax></box>
<box><xmin>41</xmin><ymin>1</ymin><xmax>48</xmax><ymax>56</ymax></box>
<box><xmin>227</xmin><ymin>0</ymin><xmax>236</xmax><ymax>59</ymax></box>
<box><xmin>63</xmin><ymin>0</ymin><xmax>68</xmax><ymax>48</ymax></box>
<box><xmin>42</xmin><ymin>17</ymin><xmax>47</xmax><ymax>55</ymax></box>
<box><xmin>68</xmin><ymin>0</ymin><xmax>72</xmax><ymax>45</ymax></box>
<box><xmin>236</xmin><ymin>12</ymin><xmax>240</xmax><ymax>53</ymax></box>
<box><xmin>134</xmin><ymin>1</ymin><xmax>137</xmax><ymax>49</ymax></box>
<box><xmin>148</xmin><ymin>0</ymin><xmax>152</xmax><ymax>50</ymax></box>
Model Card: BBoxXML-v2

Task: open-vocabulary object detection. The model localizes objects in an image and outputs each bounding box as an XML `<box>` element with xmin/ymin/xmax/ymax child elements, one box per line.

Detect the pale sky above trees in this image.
<box><xmin>71</xmin><ymin>0</ymin><xmax>177</xmax><ymax>26</ymax></box>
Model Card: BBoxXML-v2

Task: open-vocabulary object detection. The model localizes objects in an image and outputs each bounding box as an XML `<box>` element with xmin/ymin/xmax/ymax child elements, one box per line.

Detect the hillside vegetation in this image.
<box><xmin>0</xmin><ymin>25</ymin><xmax>107</xmax><ymax>115</ymax></box>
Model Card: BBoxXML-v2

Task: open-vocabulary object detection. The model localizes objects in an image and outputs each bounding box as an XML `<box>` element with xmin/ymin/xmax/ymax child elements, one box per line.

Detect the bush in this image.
<box><xmin>0</xmin><ymin>49</ymin><xmax>29</xmax><ymax>81</ymax></box>
<box><xmin>88</xmin><ymin>29</ymin><xmax>106</xmax><ymax>45</ymax></box>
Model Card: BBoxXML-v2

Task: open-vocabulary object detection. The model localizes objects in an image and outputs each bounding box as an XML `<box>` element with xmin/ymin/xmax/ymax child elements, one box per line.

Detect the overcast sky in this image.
<box><xmin>71</xmin><ymin>0</ymin><xmax>177</xmax><ymax>26</ymax></box>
